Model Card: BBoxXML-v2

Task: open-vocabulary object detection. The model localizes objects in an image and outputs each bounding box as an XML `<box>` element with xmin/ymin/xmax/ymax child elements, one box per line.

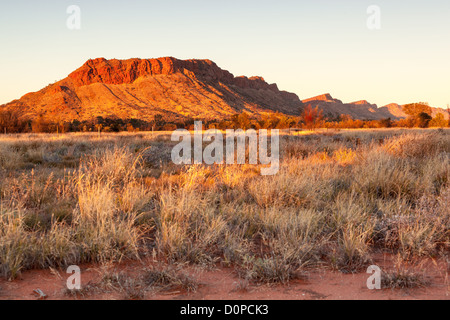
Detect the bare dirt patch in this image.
<box><xmin>0</xmin><ymin>254</ymin><xmax>447</xmax><ymax>301</ymax></box>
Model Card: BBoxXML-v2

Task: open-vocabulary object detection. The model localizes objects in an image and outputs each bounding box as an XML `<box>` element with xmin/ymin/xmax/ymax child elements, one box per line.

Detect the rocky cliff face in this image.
<box><xmin>68</xmin><ymin>57</ymin><xmax>236</xmax><ymax>87</ymax></box>
<box><xmin>302</xmin><ymin>94</ymin><xmax>342</xmax><ymax>104</ymax></box>
<box><xmin>2</xmin><ymin>57</ymin><xmax>303</xmax><ymax>122</ymax></box>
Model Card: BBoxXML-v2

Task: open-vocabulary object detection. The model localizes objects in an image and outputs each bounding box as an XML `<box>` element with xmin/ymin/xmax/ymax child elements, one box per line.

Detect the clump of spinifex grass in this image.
<box><xmin>142</xmin><ymin>264</ymin><xmax>200</xmax><ymax>292</ymax></box>
<box><xmin>380</xmin><ymin>255</ymin><xmax>430</xmax><ymax>289</ymax></box>
<box><xmin>64</xmin><ymin>264</ymin><xmax>200</xmax><ymax>299</ymax></box>
<box><xmin>381</xmin><ymin>270</ymin><xmax>429</xmax><ymax>289</ymax></box>
<box><xmin>0</xmin><ymin>208</ymin><xmax>77</xmax><ymax>280</ymax></box>
<box><xmin>238</xmin><ymin>255</ymin><xmax>304</xmax><ymax>285</ymax></box>
<box><xmin>99</xmin><ymin>270</ymin><xmax>148</xmax><ymax>300</ymax></box>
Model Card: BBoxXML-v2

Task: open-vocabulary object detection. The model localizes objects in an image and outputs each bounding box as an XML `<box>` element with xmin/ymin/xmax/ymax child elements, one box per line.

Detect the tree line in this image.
<box><xmin>0</xmin><ymin>103</ymin><xmax>449</xmax><ymax>134</ymax></box>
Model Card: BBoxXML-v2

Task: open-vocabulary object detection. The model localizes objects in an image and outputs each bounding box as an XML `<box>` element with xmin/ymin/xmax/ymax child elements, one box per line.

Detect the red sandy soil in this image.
<box><xmin>0</xmin><ymin>254</ymin><xmax>448</xmax><ymax>301</ymax></box>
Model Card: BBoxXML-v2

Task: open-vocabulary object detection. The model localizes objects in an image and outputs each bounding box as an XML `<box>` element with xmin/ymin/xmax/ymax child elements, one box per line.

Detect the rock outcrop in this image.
<box><xmin>2</xmin><ymin>57</ymin><xmax>303</xmax><ymax>122</ymax></box>
<box><xmin>302</xmin><ymin>94</ymin><xmax>342</xmax><ymax>104</ymax></box>
<box><xmin>68</xmin><ymin>57</ymin><xmax>236</xmax><ymax>87</ymax></box>
<box><xmin>302</xmin><ymin>94</ymin><xmax>385</xmax><ymax>120</ymax></box>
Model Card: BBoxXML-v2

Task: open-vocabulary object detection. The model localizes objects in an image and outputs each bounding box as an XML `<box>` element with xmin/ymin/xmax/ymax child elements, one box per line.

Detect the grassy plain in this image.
<box><xmin>0</xmin><ymin>128</ymin><xmax>448</xmax><ymax>297</ymax></box>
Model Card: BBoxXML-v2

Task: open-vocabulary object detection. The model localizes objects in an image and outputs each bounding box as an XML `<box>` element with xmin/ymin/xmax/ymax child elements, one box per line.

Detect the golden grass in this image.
<box><xmin>0</xmin><ymin>128</ymin><xmax>449</xmax><ymax>283</ymax></box>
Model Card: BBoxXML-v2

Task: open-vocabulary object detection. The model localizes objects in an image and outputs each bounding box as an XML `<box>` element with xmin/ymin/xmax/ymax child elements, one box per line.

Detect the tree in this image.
<box><xmin>402</xmin><ymin>103</ymin><xmax>433</xmax><ymax>128</ymax></box>
<box><xmin>301</xmin><ymin>105</ymin><xmax>323</xmax><ymax>131</ymax></box>
<box><xmin>237</xmin><ymin>112</ymin><xmax>251</xmax><ymax>130</ymax></box>
<box><xmin>416</xmin><ymin>112</ymin><xmax>432</xmax><ymax>128</ymax></box>
<box><xmin>0</xmin><ymin>108</ymin><xmax>25</xmax><ymax>133</ymax></box>
<box><xmin>32</xmin><ymin>115</ymin><xmax>47</xmax><ymax>133</ymax></box>
<box><xmin>429</xmin><ymin>113</ymin><xmax>448</xmax><ymax>128</ymax></box>
<box><xmin>378</xmin><ymin>118</ymin><xmax>392</xmax><ymax>128</ymax></box>
<box><xmin>95</xmin><ymin>123</ymin><xmax>103</xmax><ymax>134</ymax></box>
<box><xmin>447</xmin><ymin>105</ymin><xmax>450</xmax><ymax>127</ymax></box>
<box><xmin>275</xmin><ymin>114</ymin><xmax>290</xmax><ymax>129</ymax></box>
<box><xmin>231</xmin><ymin>112</ymin><xmax>252</xmax><ymax>130</ymax></box>
<box><xmin>402</xmin><ymin>102</ymin><xmax>432</xmax><ymax>118</ymax></box>
<box><xmin>53</xmin><ymin>115</ymin><xmax>65</xmax><ymax>134</ymax></box>
<box><xmin>154</xmin><ymin>114</ymin><xmax>165</xmax><ymax>130</ymax></box>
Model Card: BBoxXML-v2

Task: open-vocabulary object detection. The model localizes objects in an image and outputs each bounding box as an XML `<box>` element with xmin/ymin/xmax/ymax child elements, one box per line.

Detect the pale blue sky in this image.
<box><xmin>0</xmin><ymin>0</ymin><xmax>449</xmax><ymax>108</ymax></box>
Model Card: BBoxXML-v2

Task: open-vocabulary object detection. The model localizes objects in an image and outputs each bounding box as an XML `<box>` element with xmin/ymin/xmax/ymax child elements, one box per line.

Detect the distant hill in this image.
<box><xmin>302</xmin><ymin>94</ymin><xmax>449</xmax><ymax>120</ymax></box>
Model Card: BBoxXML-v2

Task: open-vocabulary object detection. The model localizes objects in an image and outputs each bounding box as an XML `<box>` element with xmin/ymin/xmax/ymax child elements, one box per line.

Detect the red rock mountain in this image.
<box><xmin>302</xmin><ymin>94</ymin><xmax>449</xmax><ymax>120</ymax></box>
<box><xmin>302</xmin><ymin>94</ymin><xmax>386</xmax><ymax>120</ymax></box>
<box><xmin>1</xmin><ymin>57</ymin><xmax>303</xmax><ymax>122</ymax></box>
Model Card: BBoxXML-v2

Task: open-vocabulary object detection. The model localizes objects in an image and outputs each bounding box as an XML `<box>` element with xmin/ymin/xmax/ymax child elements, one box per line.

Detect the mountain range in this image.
<box><xmin>1</xmin><ymin>57</ymin><xmax>448</xmax><ymax>122</ymax></box>
<box><xmin>301</xmin><ymin>94</ymin><xmax>448</xmax><ymax>120</ymax></box>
